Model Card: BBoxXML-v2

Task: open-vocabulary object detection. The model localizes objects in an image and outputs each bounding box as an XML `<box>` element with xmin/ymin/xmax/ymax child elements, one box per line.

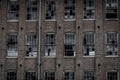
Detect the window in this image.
<box><xmin>84</xmin><ymin>71</ymin><xmax>94</xmax><ymax>80</ymax></box>
<box><xmin>45</xmin><ymin>33</ymin><xmax>56</xmax><ymax>56</ymax></box>
<box><xmin>83</xmin><ymin>32</ymin><xmax>95</xmax><ymax>56</ymax></box>
<box><xmin>64</xmin><ymin>0</ymin><xmax>75</xmax><ymax>19</ymax></box>
<box><xmin>106</xmin><ymin>0</ymin><xmax>118</xmax><ymax>19</ymax></box>
<box><xmin>64</xmin><ymin>72</ymin><xmax>75</xmax><ymax>80</ymax></box>
<box><xmin>7</xmin><ymin>34</ymin><xmax>18</xmax><ymax>57</ymax></box>
<box><xmin>8</xmin><ymin>0</ymin><xmax>19</xmax><ymax>20</ymax></box>
<box><xmin>106</xmin><ymin>32</ymin><xmax>118</xmax><ymax>56</ymax></box>
<box><xmin>7</xmin><ymin>71</ymin><xmax>17</xmax><ymax>80</ymax></box>
<box><xmin>25</xmin><ymin>72</ymin><xmax>36</xmax><ymax>80</ymax></box>
<box><xmin>45</xmin><ymin>0</ymin><xmax>56</xmax><ymax>20</ymax></box>
<box><xmin>45</xmin><ymin>71</ymin><xmax>55</xmax><ymax>80</ymax></box>
<box><xmin>107</xmin><ymin>71</ymin><xmax>118</xmax><ymax>80</ymax></box>
<box><xmin>64</xmin><ymin>33</ymin><xmax>75</xmax><ymax>56</ymax></box>
<box><xmin>27</xmin><ymin>0</ymin><xmax>37</xmax><ymax>20</ymax></box>
<box><xmin>83</xmin><ymin>0</ymin><xmax>95</xmax><ymax>19</ymax></box>
<box><xmin>25</xmin><ymin>33</ymin><xmax>37</xmax><ymax>57</ymax></box>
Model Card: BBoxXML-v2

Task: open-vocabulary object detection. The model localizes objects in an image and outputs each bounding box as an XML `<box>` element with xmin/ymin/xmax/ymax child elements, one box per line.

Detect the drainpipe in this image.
<box><xmin>38</xmin><ymin>0</ymin><xmax>41</xmax><ymax>80</ymax></box>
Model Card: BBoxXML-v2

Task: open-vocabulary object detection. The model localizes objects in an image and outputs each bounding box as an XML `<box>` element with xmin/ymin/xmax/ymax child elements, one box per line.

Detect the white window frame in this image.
<box><xmin>45</xmin><ymin>33</ymin><xmax>56</xmax><ymax>57</ymax></box>
<box><xmin>64</xmin><ymin>0</ymin><xmax>76</xmax><ymax>20</ymax></box>
<box><xmin>7</xmin><ymin>33</ymin><xmax>18</xmax><ymax>58</ymax></box>
<box><xmin>26</xmin><ymin>0</ymin><xmax>38</xmax><ymax>20</ymax></box>
<box><xmin>25</xmin><ymin>33</ymin><xmax>37</xmax><ymax>58</ymax></box>
<box><xmin>83</xmin><ymin>32</ymin><xmax>95</xmax><ymax>57</ymax></box>
<box><xmin>105</xmin><ymin>0</ymin><xmax>118</xmax><ymax>20</ymax></box>
<box><xmin>25</xmin><ymin>71</ymin><xmax>36</xmax><ymax>80</ymax></box>
<box><xmin>8</xmin><ymin>0</ymin><xmax>19</xmax><ymax>21</ymax></box>
<box><xmin>106</xmin><ymin>70</ymin><xmax>119</xmax><ymax>80</ymax></box>
<box><xmin>44</xmin><ymin>71</ymin><xmax>55</xmax><ymax>80</ymax></box>
<box><xmin>64</xmin><ymin>33</ymin><xmax>75</xmax><ymax>57</ymax></box>
<box><xmin>6</xmin><ymin>71</ymin><xmax>17</xmax><ymax>80</ymax></box>
<box><xmin>45</xmin><ymin>0</ymin><xmax>56</xmax><ymax>21</ymax></box>
<box><xmin>84</xmin><ymin>70</ymin><xmax>95</xmax><ymax>80</ymax></box>
<box><xmin>105</xmin><ymin>32</ymin><xmax>118</xmax><ymax>57</ymax></box>
<box><xmin>83</xmin><ymin>0</ymin><xmax>95</xmax><ymax>20</ymax></box>
<box><xmin>64</xmin><ymin>71</ymin><xmax>75</xmax><ymax>80</ymax></box>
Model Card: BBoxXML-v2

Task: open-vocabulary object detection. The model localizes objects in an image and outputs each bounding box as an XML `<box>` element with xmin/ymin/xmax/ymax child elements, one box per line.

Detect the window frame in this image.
<box><xmin>83</xmin><ymin>0</ymin><xmax>95</xmax><ymax>20</ymax></box>
<box><xmin>105</xmin><ymin>0</ymin><xmax>118</xmax><ymax>20</ymax></box>
<box><xmin>25</xmin><ymin>71</ymin><xmax>37</xmax><ymax>80</ymax></box>
<box><xmin>84</xmin><ymin>70</ymin><xmax>95</xmax><ymax>80</ymax></box>
<box><xmin>44</xmin><ymin>71</ymin><xmax>55</xmax><ymax>80</ymax></box>
<box><xmin>7</xmin><ymin>0</ymin><xmax>19</xmax><ymax>21</ymax></box>
<box><xmin>106</xmin><ymin>70</ymin><xmax>119</xmax><ymax>80</ymax></box>
<box><xmin>6</xmin><ymin>70</ymin><xmax>17</xmax><ymax>80</ymax></box>
<box><xmin>64</xmin><ymin>71</ymin><xmax>75</xmax><ymax>80</ymax></box>
<box><xmin>83</xmin><ymin>31</ymin><xmax>95</xmax><ymax>57</ymax></box>
<box><xmin>105</xmin><ymin>32</ymin><xmax>118</xmax><ymax>57</ymax></box>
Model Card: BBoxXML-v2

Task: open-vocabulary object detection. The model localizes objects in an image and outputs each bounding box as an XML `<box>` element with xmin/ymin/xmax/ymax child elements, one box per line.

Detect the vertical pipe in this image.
<box><xmin>38</xmin><ymin>0</ymin><xmax>41</xmax><ymax>80</ymax></box>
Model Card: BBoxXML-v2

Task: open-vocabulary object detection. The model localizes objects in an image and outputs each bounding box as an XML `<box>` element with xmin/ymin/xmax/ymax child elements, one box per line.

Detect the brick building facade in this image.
<box><xmin>0</xmin><ymin>0</ymin><xmax>120</xmax><ymax>80</ymax></box>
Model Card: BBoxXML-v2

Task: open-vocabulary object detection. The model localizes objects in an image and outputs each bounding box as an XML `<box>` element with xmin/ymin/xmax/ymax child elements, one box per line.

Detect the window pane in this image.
<box><xmin>83</xmin><ymin>0</ymin><xmax>95</xmax><ymax>19</ymax></box>
<box><xmin>83</xmin><ymin>32</ymin><xmax>95</xmax><ymax>56</ymax></box>
<box><xmin>106</xmin><ymin>32</ymin><xmax>118</xmax><ymax>55</ymax></box>
<box><xmin>106</xmin><ymin>0</ymin><xmax>118</xmax><ymax>19</ymax></box>
<box><xmin>107</xmin><ymin>71</ymin><xmax>118</xmax><ymax>80</ymax></box>
<box><xmin>45</xmin><ymin>33</ymin><xmax>56</xmax><ymax>56</ymax></box>
<box><xmin>27</xmin><ymin>0</ymin><xmax>37</xmax><ymax>20</ymax></box>
<box><xmin>7</xmin><ymin>71</ymin><xmax>17</xmax><ymax>80</ymax></box>
<box><xmin>45</xmin><ymin>0</ymin><xmax>56</xmax><ymax>20</ymax></box>
<box><xmin>64</xmin><ymin>0</ymin><xmax>75</xmax><ymax>19</ymax></box>
<box><xmin>84</xmin><ymin>71</ymin><xmax>94</xmax><ymax>80</ymax></box>
<box><xmin>25</xmin><ymin>33</ymin><xmax>37</xmax><ymax>57</ymax></box>
<box><xmin>45</xmin><ymin>71</ymin><xmax>55</xmax><ymax>80</ymax></box>
<box><xmin>26</xmin><ymin>72</ymin><xmax>36</xmax><ymax>80</ymax></box>
<box><xmin>64</xmin><ymin>33</ymin><xmax>75</xmax><ymax>56</ymax></box>
<box><xmin>8</xmin><ymin>0</ymin><xmax>19</xmax><ymax>20</ymax></box>
<box><xmin>7</xmin><ymin>34</ymin><xmax>18</xmax><ymax>57</ymax></box>
<box><xmin>64</xmin><ymin>72</ymin><xmax>74</xmax><ymax>80</ymax></box>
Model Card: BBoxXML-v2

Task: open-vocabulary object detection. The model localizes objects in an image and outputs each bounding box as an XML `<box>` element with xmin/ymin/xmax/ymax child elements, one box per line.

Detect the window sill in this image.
<box><xmin>105</xmin><ymin>55</ymin><xmax>119</xmax><ymax>57</ymax></box>
<box><xmin>105</xmin><ymin>18</ymin><xmax>119</xmax><ymax>21</ymax></box>
<box><xmin>44</xmin><ymin>56</ymin><xmax>56</xmax><ymax>58</ymax></box>
<box><xmin>26</xmin><ymin>20</ymin><xmax>38</xmax><ymax>22</ymax></box>
<box><xmin>25</xmin><ymin>57</ymin><xmax>37</xmax><ymax>58</ymax></box>
<box><xmin>64</xmin><ymin>56</ymin><xmax>75</xmax><ymax>58</ymax></box>
<box><xmin>6</xmin><ymin>56</ymin><xmax>18</xmax><ymax>58</ymax></box>
<box><xmin>7</xmin><ymin>20</ymin><xmax>19</xmax><ymax>22</ymax></box>
<box><xmin>83</xmin><ymin>19</ymin><xmax>95</xmax><ymax>21</ymax></box>
<box><xmin>45</xmin><ymin>19</ymin><xmax>56</xmax><ymax>21</ymax></box>
<box><xmin>64</xmin><ymin>19</ymin><xmax>76</xmax><ymax>21</ymax></box>
<box><xmin>83</xmin><ymin>55</ymin><xmax>95</xmax><ymax>57</ymax></box>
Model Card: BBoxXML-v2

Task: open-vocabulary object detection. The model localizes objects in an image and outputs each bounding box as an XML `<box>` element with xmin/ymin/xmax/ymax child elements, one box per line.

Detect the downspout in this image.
<box><xmin>38</xmin><ymin>0</ymin><xmax>41</xmax><ymax>80</ymax></box>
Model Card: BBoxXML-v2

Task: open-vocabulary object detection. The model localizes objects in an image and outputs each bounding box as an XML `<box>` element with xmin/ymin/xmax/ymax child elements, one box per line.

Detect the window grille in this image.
<box><xmin>106</xmin><ymin>0</ymin><xmax>118</xmax><ymax>19</ymax></box>
<box><xmin>45</xmin><ymin>71</ymin><xmax>55</xmax><ymax>80</ymax></box>
<box><xmin>25</xmin><ymin>33</ymin><xmax>37</xmax><ymax>57</ymax></box>
<box><xmin>7</xmin><ymin>71</ymin><xmax>17</xmax><ymax>80</ymax></box>
<box><xmin>64</xmin><ymin>33</ymin><xmax>75</xmax><ymax>56</ymax></box>
<box><xmin>83</xmin><ymin>0</ymin><xmax>95</xmax><ymax>19</ymax></box>
<box><xmin>45</xmin><ymin>33</ymin><xmax>56</xmax><ymax>56</ymax></box>
<box><xmin>64</xmin><ymin>72</ymin><xmax>74</xmax><ymax>80</ymax></box>
<box><xmin>107</xmin><ymin>71</ymin><xmax>118</xmax><ymax>80</ymax></box>
<box><xmin>83</xmin><ymin>32</ymin><xmax>95</xmax><ymax>56</ymax></box>
<box><xmin>8</xmin><ymin>0</ymin><xmax>19</xmax><ymax>20</ymax></box>
<box><xmin>64</xmin><ymin>0</ymin><xmax>75</xmax><ymax>19</ymax></box>
<box><xmin>7</xmin><ymin>34</ymin><xmax>18</xmax><ymax>57</ymax></box>
<box><xmin>25</xmin><ymin>72</ymin><xmax>36</xmax><ymax>80</ymax></box>
<box><xmin>45</xmin><ymin>0</ymin><xmax>56</xmax><ymax>20</ymax></box>
<box><xmin>84</xmin><ymin>71</ymin><xmax>94</xmax><ymax>80</ymax></box>
<box><xmin>106</xmin><ymin>32</ymin><xmax>118</xmax><ymax>55</ymax></box>
<box><xmin>27</xmin><ymin>0</ymin><xmax>37</xmax><ymax>20</ymax></box>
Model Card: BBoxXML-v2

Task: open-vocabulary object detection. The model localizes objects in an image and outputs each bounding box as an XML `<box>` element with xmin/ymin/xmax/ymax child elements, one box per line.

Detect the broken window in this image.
<box><xmin>25</xmin><ymin>33</ymin><xmax>37</xmax><ymax>57</ymax></box>
<box><xmin>64</xmin><ymin>33</ymin><xmax>75</xmax><ymax>56</ymax></box>
<box><xmin>7</xmin><ymin>34</ymin><xmax>18</xmax><ymax>57</ymax></box>
<box><xmin>8</xmin><ymin>0</ymin><xmax>19</xmax><ymax>20</ymax></box>
<box><xmin>84</xmin><ymin>71</ymin><xmax>94</xmax><ymax>80</ymax></box>
<box><xmin>64</xmin><ymin>0</ymin><xmax>75</xmax><ymax>19</ymax></box>
<box><xmin>106</xmin><ymin>0</ymin><xmax>118</xmax><ymax>19</ymax></box>
<box><xmin>45</xmin><ymin>0</ymin><xmax>56</xmax><ymax>20</ymax></box>
<box><xmin>7</xmin><ymin>71</ymin><xmax>17</xmax><ymax>80</ymax></box>
<box><xmin>25</xmin><ymin>72</ymin><xmax>36</xmax><ymax>80</ymax></box>
<box><xmin>83</xmin><ymin>32</ymin><xmax>95</xmax><ymax>56</ymax></box>
<box><xmin>106</xmin><ymin>32</ymin><xmax>118</xmax><ymax>56</ymax></box>
<box><xmin>45</xmin><ymin>71</ymin><xmax>55</xmax><ymax>80</ymax></box>
<box><xmin>107</xmin><ymin>71</ymin><xmax>118</xmax><ymax>80</ymax></box>
<box><xmin>83</xmin><ymin>0</ymin><xmax>95</xmax><ymax>19</ymax></box>
<box><xmin>27</xmin><ymin>0</ymin><xmax>37</xmax><ymax>20</ymax></box>
<box><xmin>64</xmin><ymin>72</ymin><xmax>74</xmax><ymax>80</ymax></box>
<box><xmin>45</xmin><ymin>33</ymin><xmax>56</xmax><ymax>56</ymax></box>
